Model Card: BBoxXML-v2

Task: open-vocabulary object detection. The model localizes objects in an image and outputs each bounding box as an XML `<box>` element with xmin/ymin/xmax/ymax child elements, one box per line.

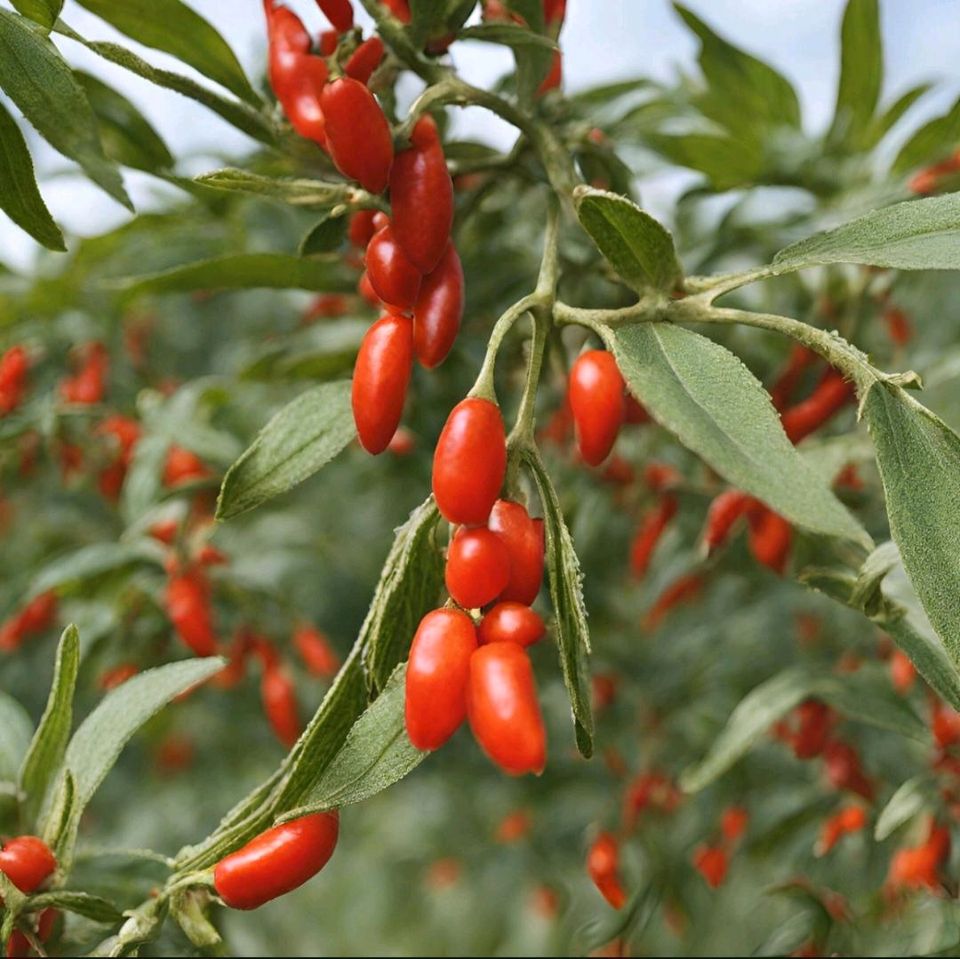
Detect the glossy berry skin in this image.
<box><xmin>487</xmin><ymin>500</ymin><xmax>544</xmax><ymax>604</ymax></box>
<box><xmin>348</xmin><ymin>210</ymin><xmax>378</xmax><ymax>248</ymax></box>
<box><xmin>390</xmin><ymin>116</ymin><xmax>453</xmax><ymax>274</ymax></box>
<box><xmin>261</xmin><ymin>666</ymin><xmax>301</xmax><ymax>748</ymax></box>
<box><xmin>587</xmin><ymin>833</ymin><xmax>626</xmax><ymax>909</ymax></box>
<box><xmin>0</xmin><ymin>837</ymin><xmax>56</xmax><ymax>893</ymax></box>
<box><xmin>405</xmin><ymin>608</ymin><xmax>477</xmax><ymax>751</ymax></box>
<box><xmin>432</xmin><ymin>398</ymin><xmax>506</xmax><ymax>525</ymax></box>
<box><xmin>365</xmin><ymin>223</ymin><xmax>422</xmax><ymax>312</ymax></box>
<box><xmin>445</xmin><ymin>527</ymin><xmax>510</xmax><ymax>609</ymax></box>
<box><xmin>703</xmin><ymin>489</ymin><xmax>753</xmax><ymax>553</ymax></box>
<box><xmin>345</xmin><ymin>35</ymin><xmax>385</xmax><ymax>85</ymax></box>
<box><xmin>467</xmin><ymin>642</ymin><xmax>546</xmax><ymax>775</ymax></box>
<box><xmin>781</xmin><ymin>370</ymin><xmax>854</xmax><ymax>444</ymax></box>
<box><xmin>478</xmin><ymin>602</ymin><xmax>545</xmax><ymax>647</ymax></box>
<box><xmin>317</xmin><ymin>0</ymin><xmax>353</xmax><ymax>31</ymax></box>
<box><xmin>282</xmin><ymin>56</ymin><xmax>329</xmax><ymax>145</ymax></box>
<box><xmin>214</xmin><ymin>811</ymin><xmax>339</xmax><ymax>910</ymax></box>
<box><xmin>746</xmin><ymin>506</ymin><xmax>792</xmax><ymax>575</ymax></box>
<box><xmin>413</xmin><ymin>241</ymin><xmax>463</xmax><ymax>368</ymax></box>
<box><xmin>352</xmin><ymin>313</ymin><xmax>414</xmax><ymax>454</ymax></box>
<box><xmin>568</xmin><ymin>350</ymin><xmax>625</xmax><ymax>466</ymax></box>
<box><xmin>320</xmin><ymin>78</ymin><xmax>393</xmax><ymax>193</ymax></box>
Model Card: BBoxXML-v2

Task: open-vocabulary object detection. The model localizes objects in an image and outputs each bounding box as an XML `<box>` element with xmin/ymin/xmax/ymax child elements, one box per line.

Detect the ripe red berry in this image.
<box><xmin>432</xmin><ymin>398</ymin><xmax>506</xmax><ymax>525</ymax></box>
<box><xmin>294</xmin><ymin>624</ymin><xmax>339</xmax><ymax>678</ymax></box>
<box><xmin>568</xmin><ymin>350</ymin><xmax>625</xmax><ymax>467</ymax></box>
<box><xmin>413</xmin><ymin>241</ymin><xmax>463</xmax><ymax>368</ymax></box>
<box><xmin>261</xmin><ymin>665</ymin><xmax>302</xmax><ymax>748</ymax></box>
<box><xmin>487</xmin><ymin>500</ymin><xmax>545</xmax><ymax>605</ymax></box>
<box><xmin>0</xmin><ymin>837</ymin><xmax>56</xmax><ymax>893</ymax></box>
<box><xmin>348</xmin><ymin>210</ymin><xmax>378</xmax><ymax>249</ymax></box>
<box><xmin>320</xmin><ymin>78</ymin><xmax>394</xmax><ymax>193</ymax></box>
<box><xmin>163</xmin><ymin>445</ymin><xmax>210</xmax><ymax>487</ymax></box>
<box><xmin>746</xmin><ymin>506</ymin><xmax>792</xmax><ymax>574</ymax></box>
<box><xmin>165</xmin><ymin>570</ymin><xmax>218</xmax><ymax>657</ymax></box>
<box><xmin>365</xmin><ymin>222</ymin><xmax>423</xmax><ymax>312</ymax></box>
<box><xmin>587</xmin><ymin>832</ymin><xmax>626</xmax><ymax>909</ymax></box>
<box><xmin>478</xmin><ymin>602</ymin><xmax>545</xmax><ymax>647</ymax></box>
<box><xmin>467</xmin><ymin>642</ymin><xmax>546</xmax><ymax>775</ymax></box>
<box><xmin>405</xmin><ymin>608</ymin><xmax>477</xmax><ymax>751</ymax></box>
<box><xmin>692</xmin><ymin>844</ymin><xmax>728</xmax><ymax>888</ymax></box>
<box><xmin>445</xmin><ymin>527</ymin><xmax>511</xmax><ymax>609</ymax></box>
<box><xmin>317</xmin><ymin>0</ymin><xmax>354</xmax><ymax>32</ymax></box>
<box><xmin>344</xmin><ymin>35</ymin><xmax>385</xmax><ymax>84</ymax></box>
<box><xmin>352</xmin><ymin>313</ymin><xmax>414</xmax><ymax>454</ymax></box>
<box><xmin>390</xmin><ymin>116</ymin><xmax>453</xmax><ymax>274</ymax></box>
<box><xmin>213</xmin><ymin>811</ymin><xmax>339</xmax><ymax>910</ymax></box>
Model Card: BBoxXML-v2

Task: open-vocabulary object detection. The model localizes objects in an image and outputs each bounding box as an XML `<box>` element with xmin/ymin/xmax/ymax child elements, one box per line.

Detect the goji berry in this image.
<box><xmin>487</xmin><ymin>499</ymin><xmax>544</xmax><ymax>605</ymax></box>
<box><xmin>365</xmin><ymin>221</ymin><xmax>423</xmax><ymax>312</ymax></box>
<box><xmin>0</xmin><ymin>837</ymin><xmax>56</xmax><ymax>893</ymax></box>
<box><xmin>568</xmin><ymin>350</ymin><xmax>625</xmax><ymax>467</ymax></box>
<box><xmin>445</xmin><ymin>527</ymin><xmax>511</xmax><ymax>609</ymax></box>
<box><xmin>321</xmin><ymin>78</ymin><xmax>394</xmax><ymax>193</ymax></box>
<box><xmin>413</xmin><ymin>241</ymin><xmax>463</xmax><ymax>368</ymax></box>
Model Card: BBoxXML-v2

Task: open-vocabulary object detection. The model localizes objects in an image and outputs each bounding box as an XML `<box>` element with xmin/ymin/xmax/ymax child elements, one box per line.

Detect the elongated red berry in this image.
<box><xmin>405</xmin><ymin>608</ymin><xmax>477</xmax><ymax>750</ymax></box>
<box><xmin>317</xmin><ymin>0</ymin><xmax>354</xmax><ymax>32</ymax></box>
<box><xmin>352</xmin><ymin>313</ymin><xmax>414</xmax><ymax>454</ymax></box>
<box><xmin>345</xmin><ymin>35</ymin><xmax>385</xmax><ymax>84</ymax></box>
<box><xmin>261</xmin><ymin>665</ymin><xmax>302</xmax><ymax>748</ymax></box>
<box><xmin>432</xmin><ymin>398</ymin><xmax>506</xmax><ymax>525</ymax></box>
<box><xmin>487</xmin><ymin>500</ymin><xmax>544</xmax><ymax>605</ymax></box>
<box><xmin>321</xmin><ymin>78</ymin><xmax>393</xmax><ymax>193</ymax></box>
<box><xmin>478</xmin><ymin>602</ymin><xmax>545</xmax><ymax>647</ymax></box>
<box><xmin>214</xmin><ymin>811</ymin><xmax>339</xmax><ymax>910</ymax></box>
<box><xmin>445</xmin><ymin>527</ymin><xmax>510</xmax><ymax>609</ymax></box>
<box><xmin>365</xmin><ymin>223</ymin><xmax>422</xmax><ymax>312</ymax></box>
<box><xmin>568</xmin><ymin>350</ymin><xmax>625</xmax><ymax>466</ymax></box>
<box><xmin>414</xmin><ymin>241</ymin><xmax>463</xmax><ymax>368</ymax></box>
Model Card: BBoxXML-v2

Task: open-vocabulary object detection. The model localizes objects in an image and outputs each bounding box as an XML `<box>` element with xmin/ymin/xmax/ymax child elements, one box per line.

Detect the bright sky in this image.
<box><xmin>1</xmin><ymin>0</ymin><xmax>958</xmax><ymax>270</ymax></box>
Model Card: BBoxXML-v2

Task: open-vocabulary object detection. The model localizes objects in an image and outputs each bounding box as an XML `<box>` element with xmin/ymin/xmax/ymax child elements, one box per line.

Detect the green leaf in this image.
<box><xmin>773</xmin><ymin>193</ymin><xmax>960</xmax><ymax>273</ymax></box>
<box><xmin>216</xmin><ymin>381</ymin><xmax>355</xmax><ymax>521</ymax></box>
<box><xmin>194</xmin><ymin>169</ymin><xmax>354</xmax><ymax>207</ymax></box>
<box><xmin>75</xmin><ymin>71</ymin><xmax>174</xmax><ymax>173</ymax></box>
<box><xmin>814</xmin><ymin>668</ymin><xmax>927</xmax><ymax>742</ymax></box>
<box><xmin>611</xmin><ymin>323</ymin><xmax>869</xmax><ymax>546</ymax></box>
<box><xmin>0</xmin><ymin>11</ymin><xmax>130</xmax><ymax>209</ymax></box>
<box><xmin>885</xmin><ymin>615</ymin><xmax>960</xmax><ymax>714</ymax></box>
<box><xmin>299</xmin><ymin>215</ymin><xmax>348</xmax><ymax>256</ymax></box>
<box><xmin>44</xmin><ymin>657</ymin><xmax>224</xmax><ymax>865</ymax></box>
<box><xmin>18</xmin><ymin>625</ymin><xmax>80</xmax><ymax>827</ymax></box>
<box><xmin>828</xmin><ymin>0</ymin><xmax>881</xmax><ymax>150</ymax></box>
<box><xmin>10</xmin><ymin>0</ymin><xmax>62</xmax><ymax>30</ymax></box>
<box><xmin>457</xmin><ymin>22</ymin><xmax>556</xmax><ymax>49</ymax></box>
<box><xmin>870</xmin><ymin>83</ymin><xmax>932</xmax><ymax>147</ymax></box>
<box><xmin>681</xmin><ymin>668</ymin><xmax>813</xmax><ymax>792</ymax></box>
<box><xmin>893</xmin><ymin>95</ymin><xmax>960</xmax><ymax>175</ymax></box>
<box><xmin>0</xmin><ymin>99</ymin><xmax>64</xmax><ymax>250</ymax></box>
<box><xmin>26</xmin><ymin>889</ymin><xmax>123</xmax><ymax>924</ymax></box>
<box><xmin>673</xmin><ymin>3</ymin><xmax>800</xmax><ymax>140</ymax></box>
<box><xmin>55</xmin><ymin>23</ymin><xmax>275</xmax><ymax>147</ymax></box>
<box><xmin>0</xmin><ymin>693</ymin><xmax>34</xmax><ymax>783</ymax></box>
<box><xmin>645</xmin><ymin>132</ymin><xmax>764</xmax><ymax>191</ymax></box>
<box><xmin>28</xmin><ymin>541</ymin><xmax>163</xmax><ymax>598</ymax></box>
<box><xmin>875</xmin><ymin>776</ymin><xmax>931</xmax><ymax>841</ymax></box>
<box><xmin>75</xmin><ymin>0</ymin><xmax>258</xmax><ymax>105</ymax></box>
<box><xmin>524</xmin><ymin>451</ymin><xmax>594</xmax><ymax>758</ymax></box>
<box><xmin>110</xmin><ymin>253</ymin><xmax>345</xmax><ymax>296</ymax></box>
<box><xmin>361</xmin><ymin>498</ymin><xmax>444</xmax><ymax>693</ymax></box>
<box><xmin>574</xmin><ymin>186</ymin><xmax>682</xmax><ymax>292</ymax></box>
<box><xmin>282</xmin><ymin>664</ymin><xmax>426</xmax><ymax>818</ymax></box>
<box><xmin>864</xmin><ymin>382</ymin><xmax>960</xmax><ymax>670</ymax></box>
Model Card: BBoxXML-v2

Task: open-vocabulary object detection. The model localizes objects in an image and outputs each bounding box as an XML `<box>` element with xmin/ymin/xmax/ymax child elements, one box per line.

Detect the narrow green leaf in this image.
<box><xmin>0</xmin><ymin>693</ymin><xmax>34</xmax><ymax>783</ymax></box>
<box><xmin>27</xmin><ymin>889</ymin><xmax>123</xmax><ymax>924</ymax></box>
<box><xmin>75</xmin><ymin>0</ymin><xmax>258</xmax><ymax>105</ymax></box>
<box><xmin>875</xmin><ymin>777</ymin><xmax>931</xmax><ymax>841</ymax></box>
<box><xmin>457</xmin><ymin>22</ymin><xmax>556</xmax><ymax>49</ymax></box>
<box><xmin>574</xmin><ymin>186</ymin><xmax>682</xmax><ymax>292</ymax></box>
<box><xmin>18</xmin><ymin>625</ymin><xmax>80</xmax><ymax>827</ymax></box>
<box><xmin>885</xmin><ymin>615</ymin><xmax>960</xmax><ymax>714</ymax></box>
<box><xmin>893</xmin><ymin>95</ymin><xmax>960</xmax><ymax>175</ymax></box>
<box><xmin>681</xmin><ymin>668</ymin><xmax>814</xmax><ymax>792</ymax></box>
<box><xmin>299</xmin><ymin>215</ymin><xmax>347</xmax><ymax>256</ymax></box>
<box><xmin>773</xmin><ymin>193</ymin><xmax>960</xmax><ymax>273</ymax></box>
<box><xmin>864</xmin><ymin>382</ymin><xmax>960</xmax><ymax>670</ymax></box>
<box><xmin>828</xmin><ymin>0</ymin><xmax>881</xmax><ymax>149</ymax></box>
<box><xmin>0</xmin><ymin>11</ymin><xmax>130</xmax><ymax>208</ymax></box>
<box><xmin>195</xmin><ymin>169</ymin><xmax>354</xmax><ymax>207</ymax></box>
<box><xmin>611</xmin><ymin>323</ymin><xmax>869</xmax><ymax>546</ymax></box>
<box><xmin>0</xmin><ymin>99</ymin><xmax>64</xmax><ymax>250</ymax></box>
<box><xmin>75</xmin><ymin>72</ymin><xmax>174</xmax><ymax>173</ymax></box>
<box><xmin>283</xmin><ymin>664</ymin><xmax>425</xmax><ymax>818</ymax></box>
<box><xmin>110</xmin><ymin>253</ymin><xmax>344</xmax><ymax>296</ymax></box>
<box><xmin>814</xmin><ymin>669</ymin><xmax>927</xmax><ymax>742</ymax></box>
<box><xmin>10</xmin><ymin>0</ymin><xmax>62</xmax><ymax>30</ymax></box>
<box><xmin>524</xmin><ymin>451</ymin><xmax>593</xmax><ymax>757</ymax></box>
<box><xmin>362</xmin><ymin>498</ymin><xmax>444</xmax><ymax>692</ymax></box>
<box><xmin>870</xmin><ymin>83</ymin><xmax>932</xmax><ymax>146</ymax></box>
<box><xmin>645</xmin><ymin>132</ymin><xmax>763</xmax><ymax>191</ymax></box>
<box><xmin>216</xmin><ymin>381</ymin><xmax>355</xmax><ymax>521</ymax></box>
<box><xmin>28</xmin><ymin>541</ymin><xmax>163</xmax><ymax>598</ymax></box>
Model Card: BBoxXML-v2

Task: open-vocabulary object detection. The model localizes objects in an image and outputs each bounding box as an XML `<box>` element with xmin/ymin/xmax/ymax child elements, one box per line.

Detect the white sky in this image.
<box><xmin>1</xmin><ymin>0</ymin><xmax>958</xmax><ymax>270</ymax></box>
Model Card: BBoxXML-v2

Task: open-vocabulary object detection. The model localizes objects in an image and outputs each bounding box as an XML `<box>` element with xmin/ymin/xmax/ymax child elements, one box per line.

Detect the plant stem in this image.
<box><xmin>469</xmin><ymin>295</ymin><xmax>541</xmax><ymax>402</ymax></box>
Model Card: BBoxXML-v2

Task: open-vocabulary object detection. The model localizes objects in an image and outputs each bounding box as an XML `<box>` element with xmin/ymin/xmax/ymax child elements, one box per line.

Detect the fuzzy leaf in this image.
<box><xmin>828</xmin><ymin>0</ymin><xmax>881</xmax><ymax>150</ymax></box>
<box><xmin>0</xmin><ymin>693</ymin><xmax>34</xmax><ymax>783</ymax></box>
<box><xmin>195</xmin><ymin>169</ymin><xmax>354</xmax><ymax>206</ymax></box>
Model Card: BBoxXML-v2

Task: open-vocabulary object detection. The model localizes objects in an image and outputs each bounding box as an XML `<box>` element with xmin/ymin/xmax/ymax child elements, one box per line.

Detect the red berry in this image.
<box><xmin>365</xmin><ymin>222</ymin><xmax>423</xmax><ymax>312</ymax></box>
<box><xmin>568</xmin><ymin>350</ymin><xmax>625</xmax><ymax>466</ymax></box>
<box><xmin>352</xmin><ymin>313</ymin><xmax>414</xmax><ymax>454</ymax></box>
<box><xmin>214</xmin><ymin>811</ymin><xmax>339</xmax><ymax>910</ymax></box>
<box><xmin>294</xmin><ymin>625</ymin><xmax>340</xmax><ymax>678</ymax></box>
<box><xmin>165</xmin><ymin>571</ymin><xmax>218</xmax><ymax>657</ymax></box>
<box><xmin>321</xmin><ymin>78</ymin><xmax>394</xmax><ymax>193</ymax></box>
<box><xmin>445</xmin><ymin>527</ymin><xmax>511</xmax><ymax>609</ymax></box>
<box><xmin>0</xmin><ymin>837</ymin><xmax>56</xmax><ymax>893</ymax></box>
<box><xmin>261</xmin><ymin>666</ymin><xmax>302</xmax><ymax>748</ymax></box>
<box><xmin>487</xmin><ymin>499</ymin><xmax>545</xmax><ymax>605</ymax></box>
<box><xmin>317</xmin><ymin>0</ymin><xmax>354</xmax><ymax>32</ymax></box>
<box><xmin>348</xmin><ymin>210</ymin><xmax>378</xmax><ymax>249</ymax></box>
<box><xmin>478</xmin><ymin>602</ymin><xmax>545</xmax><ymax>647</ymax></box>
<box><xmin>345</xmin><ymin>35</ymin><xmax>385</xmax><ymax>85</ymax></box>
<box><xmin>467</xmin><ymin>642</ymin><xmax>546</xmax><ymax>775</ymax></box>
<box><xmin>432</xmin><ymin>398</ymin><xmax>506</xmax><ymax>525</ymax></box>
<box><xmin>405</xmin><ymin>608</ymin><xmax>477</xmax><ymax>751</ymax></box>
<box><xmin>413</xmin><ymin>241</ymin><xmax>463</xmax><ymax>368</ymax></box>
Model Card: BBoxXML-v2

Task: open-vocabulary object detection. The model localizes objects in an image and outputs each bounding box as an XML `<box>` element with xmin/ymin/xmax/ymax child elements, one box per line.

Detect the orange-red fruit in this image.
<box><xmin>320</xmin><ymin>78</ymin><xmax>394</xmax><ymax>193</ymax></box>
<box><xmin>432</xmin><ymin>398</ymin><xmax>506</xmax><ymax>525</ymax></box>
<box><xmin>413</xmin><ymin>241</ymin><xmax>463</xmax><ymax>368</ymax></box>
<box><xmin>568</xmin><ymin>350</ymin><xmax>625</xmax><ymax>466</ymax></box>
<box><xmin>390</xmin><ymin>116</ymin><xmax>453</xmax><ymax>274</ymax></box>
<box><xmin>405</xmin><ymin>608</ymin><xmax>477</xmax><ymax>750</ymax></box>
<box><xmin>467</xmin><ymin>642</ymin><xmax>546</xmax><ymax>775</ymax></box>
<box><xmin>587</xmin><ymin>833</ymin><xmax>626</xmax><ymax>909</ymax></box>
<box><xmin>163</xmin><ymin>445</ymin><xmax>209</xmax><ymax>487</ymax></box>
<box><xmin>352</xmin><ymin>313</ymin><xmax>414</xmax><ymax>454</ymax></box>
<box><xmin>317</xmin><ymin>0</ymin><xmax>353</xmax><ymax>32</ymax></box>
<box><xmin>294</xmin><ymin>624</ymin><xmax>339</xmax><ymax>678</ymax></box>
<box><xmin>692</xmin><ymin>844</ymin><xmax>728</xmax><ymax>888</ymax></box>
<box><xmin>261</xmin><ymin>666</ymin><xmax>302</xmax><ymax>748</ymax></box>
<box><xmin>213</xmin><ymin>811</ymin><xmax>339</xmax><ymax>910</ymax></box>
<box><xmin>487</xmin><ymin>499</ymin><xmax>545</xmax><ymax>605</ymax></box>
<box><xmin>344</xmin><ymin>35</ymin><xmax>385</xmax><ymax>84</ymax></box>
<box><xmin>0</xmin><ymin>837</ymin><xmax>56</xmax><ymax>893</ymax></box>
<box><xmin>348</xmin><ymin>209</ymin><xmax>378</xmax><ymax>248</ymax></box>
<box><xmin>365</xmin><ymin>223</ymin><xmax>423</xmax><ymax>312</ymax></box>
<box><xmin>445</xmin><ymin>527</ymin><xmax>510</xmax><ymax>609</ymax></box>
<box><xmin>747</xmin><ymin>506</ymin><xmax>792</xmax><ymax>574</ymax></box>
<box><xmin>381</xmin><ymin>0</ymin><xmax>411</xmax><ymax>22</ymax></box>
<box><xmin>165</xmin><ymin>572</ymin><xmax>218</xmax><ymax>657</ymax></box>
<box><xmin>478</xmin><ymin>602</ymin><xmax>545</xmax><ymax>647</ymax></box>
